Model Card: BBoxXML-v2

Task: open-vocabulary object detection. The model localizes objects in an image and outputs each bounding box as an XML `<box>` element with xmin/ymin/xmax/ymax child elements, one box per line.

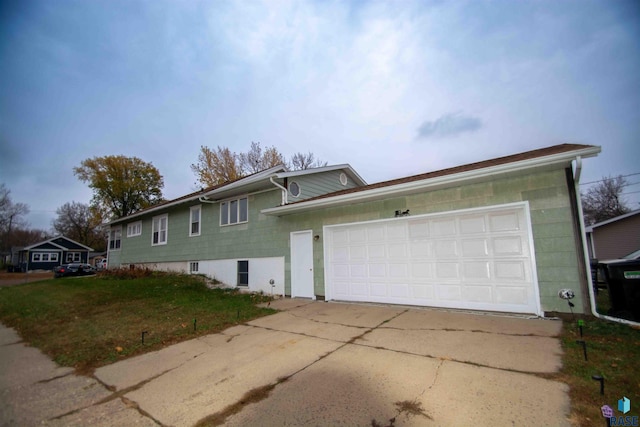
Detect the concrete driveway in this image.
<box><xmin>1</xmin><ymin>300</ymin><xmax>569</xmax><ymax>426</ymax></box>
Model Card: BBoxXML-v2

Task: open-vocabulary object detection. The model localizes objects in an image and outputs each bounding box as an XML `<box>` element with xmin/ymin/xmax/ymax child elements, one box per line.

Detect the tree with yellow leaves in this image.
<box><xmin>74</xmin><ymin>155</ymin><xmax>164</xmax><ymax>219</ymax></box>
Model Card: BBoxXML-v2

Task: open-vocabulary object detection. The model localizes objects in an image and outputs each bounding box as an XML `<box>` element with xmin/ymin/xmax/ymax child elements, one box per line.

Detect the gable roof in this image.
<box><xmin>108</xmin><ymin>163</ymin><xmax>364</xmax><ymax>225</ymax></box>
<box><xmin>262</xmin><ymin>143</ymin><xmax>601</xmax><ymax>216</ymax></box>
<box><xmin>276</xmin><ymin>164</ymin><xmax>367</xmax><ymax>186</ymax></box>
<box><xmin>585</xmin><ymin>209</ymin><xmax>640</xmax><ymax>232</ymax></box>
<box><xmin>23</xmin><ymin>235</ymin><xmax>94</xmax><ymax>252</ymax></box>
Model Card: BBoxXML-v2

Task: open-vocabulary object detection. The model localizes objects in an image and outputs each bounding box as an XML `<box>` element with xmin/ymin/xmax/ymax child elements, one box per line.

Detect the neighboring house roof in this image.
<box><xmin>108</xmin><ymin>163</ymin><xmax>364</xmax><ymax>225</ymax></box>
<box><xmin>262</xmin><ymin>143</ymin><xmax>601</xmax><ymax>216</ymax></box>
<box><xmin>22</xmin><ymin>236</ymin><xmax>94</xmax><ymax>252</ymax></box>
<box><xmin>584</xmin><ymin>209</ymin><xmax>640</xmax><ymax>232</ymax></box>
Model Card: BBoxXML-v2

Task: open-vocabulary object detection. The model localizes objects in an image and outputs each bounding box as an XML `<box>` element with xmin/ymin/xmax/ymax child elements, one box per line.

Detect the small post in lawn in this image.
<box><xmin>576</xmin><ymin>340</ymin><xmax>588</xmax><ymax>361</ymax></box>
<box><xmin>578</xmin><ymin>319</ymin><xmax>585</xmax><ymax>337</ymax></box>
<box><xmin>193</xmin><ymin>318</ymin><xmax>197</xmax><ymax>332</ymax></box>
<box><xmin>591</xmin><ymin>375</ymin><xmax>605</xmax><ymax>395</ymax></box>
<box><xmin>141</xmin><ymin>330</ymin><xmax>148</xmax><ymax>345</ymax></box>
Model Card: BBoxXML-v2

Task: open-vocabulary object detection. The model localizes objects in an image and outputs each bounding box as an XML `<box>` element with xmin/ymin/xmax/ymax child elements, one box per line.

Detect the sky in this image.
<box><xmin>1</xmin><ymin>0</ymin><xmax>639</xmax><ymax>231</ymax></box>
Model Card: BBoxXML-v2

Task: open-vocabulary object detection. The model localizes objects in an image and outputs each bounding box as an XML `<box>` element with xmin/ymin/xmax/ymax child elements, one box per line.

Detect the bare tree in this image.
<box><xmin>581</xmin><ymin>175</ymin><xmax>630</xmax><ymax>225</ymax></box>
<box><xmin>192</xmin><ymin>143</ymin><xmax>326</xmax><ymax>187</ymax></box>
<box><xmin>239</xmin><ymin>142</ymin><xmax>286</xmax><ymax>174</ymax></box>
<box><xmin>0</xmin><ymin>183</ymin><xmax>29</xmax><ymax>253</ymax></box>
<box><xmin>52</xmin><ymin>202</ymin><xmax>105</xmax><ymax>249</ymax></box>
<box><xmin>290</xmin><ymin>152</ymin><xmax>328</xmax><ymax>170</ymax></box>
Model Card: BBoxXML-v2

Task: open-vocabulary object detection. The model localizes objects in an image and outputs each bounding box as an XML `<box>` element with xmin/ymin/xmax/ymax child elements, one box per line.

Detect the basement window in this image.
<box><xmin>237</xmin><ymin>260</ymin><xmax>249</xmax><ymax>286</ymax></box>
<box><xmin>189</xmin><ymin>262</ymin><xmax>199</xmax><ymax>274</ymax></box>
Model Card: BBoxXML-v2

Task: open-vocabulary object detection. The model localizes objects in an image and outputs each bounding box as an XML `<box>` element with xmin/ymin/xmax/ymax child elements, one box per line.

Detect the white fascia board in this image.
<box><xmin>262</xmin><ymin>146</ymin><xmax>601</xmax><ymax>216</ymax></box>
<box><xmin>107</xmin><ymin>165</ymin><xmax>287</xmax><ymax>225</ymax></box>
<box><xmin>24</xmin><ymin>235</ymin><xmax>93</xmax><ymax>251</ymax></box>
<box><xmin>203</xmin><ymin>165</ymin><xmax>286</xmax><ymax>198</ymax></box>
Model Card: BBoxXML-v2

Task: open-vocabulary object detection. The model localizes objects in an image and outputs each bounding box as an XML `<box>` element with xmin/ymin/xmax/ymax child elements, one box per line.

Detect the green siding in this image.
<box><xmin>111</xmin><ymin>166</ymin><xmax>587</xmax><ymax>314</ymax></box>
<box><xmin>288</xmin><ymin>170</ymin><xmax>359</xmax><ymax>201</ymax></box>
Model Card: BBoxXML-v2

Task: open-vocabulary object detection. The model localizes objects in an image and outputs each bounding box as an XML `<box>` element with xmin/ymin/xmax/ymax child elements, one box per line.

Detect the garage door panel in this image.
<box><xmin>495</xmin><ymin>261</ymin><xmax>526</xmax><ymax>280</ymax></box>
<box><xmin>495</xmin><ymin>286</ymin><xmax>529</xmax><ymax>305</ymax></box>
<box><xmin>350</xmin><ymin>264</ymin><xmax>367</xmax><ymax>277</ymax></box>
<box><xmin>489</xmin><ymin>212</ymin><xmax>521</xmax><ymax>232</ymax></box>
<box><xmin>431</xmin><ymin>218</ymin><xmax>457</xmax><ymax>236</ymax></box>
<box><xmin>370</xmin><ymin>283</ymin><xmax>387</xmax><ymax>297</ymax></box>
<box><xmin>390</xmin><ymin>284</ymin><xmax>410</xmax><ymax>298</ymax></box>
<box><xmin>411</xmin><ymin>262</ymin><xmax>432</xmax><ymax>278</ymax></box>
<box><xmin>463</xmin><ymin>261</ymin><xmax>490</xmax><ymax>279</ymax></box>
<box><xmin>367</xmin><ymin>226</ymin><xmax>385</xmax><ymax>242</ymax></box>
<box><xmin>435</xmin><ymin>240</ymin><xmax>458</xmax><ymax>257</ymax></box>
<box><xmin>464</xmin><ymin>284</ymin><xmax>493</xmax><ymax>303</ymax></box>
<box><xmin>436</xmin><ymin>263</ymin><xmax>459</xmax><ymax>279</ymax></box>
<box><xmin>349</xmin><ymin>245</ymin><xmax>367</xmax><ymax>260</ymax></box>
<box><xmin>326</xmin><ymin>203</ymin><xmax>539</xmax><ymax>314</ymax></box>
<box><xmin>389</xmin><ymin>263</ymin><xmax>408</xmax><ymax>278</ymax></box>
<box><xmin>333</xmin><ymin>264</ymin><xmax>349</xmax><ymax>278</ymax></box>
<box><xmin>408</xmin><ymin>220</ymin><xmax>429</xmax><ymax>238</ymax></box>
<box><xmin>437</xmin><ymin>284</ymin><xmax>462</xmax><ymax>300</ymax></box>
<box><xmin>351</xmin><ymin>282</ymin><xmax>368</xmax><ymax>296</ymax></box>
<box><xmin>388</xmin><ymin>243</ymin><xmax>407</xmax><ymax>258</ymax></box>
<box><xmin>332</xmin><ymin>247</ymin><xmax>349</xmax><ymax>262</ymax></box>
<box><xmin>492</xmin><ymin>236</ymin><xmax>524</xmax><ymax>255</ymax></box>
<box><xmin>387</xmin><ymin>223</ymin><xmax>407</xmax><ymax>240</ymax></box>
<box><xmin>368</xmin><ymin>244</ymin><xmax>386</xmax><ymax>258</ymax></box>
<box><xmin>460</xmin><ymin>216</ymin><xmax>486</xmax><ymax>234</ymax></box>
<box><xmin>411</xmin><ymin>284</ymin><xmax>435</xmax><ymax>299</ymax></box>
<box><xmin>368</xmin><ymin>263</ymin><xmax>386</xmax><ymax>277</ymax></box>
<box><xmin>349</xmin><ymin>228</ymin><xmax>367</xmax><ymax>243</ymax></box>
<box><xmin>462</xmin><ymin>239</ymin><xmax>489</xmax><ymax>256</ymax></box>
<box><xmin>410</xmin><ymin>241</ymin><xmax>431</xmax><ymax>257</ymax></box>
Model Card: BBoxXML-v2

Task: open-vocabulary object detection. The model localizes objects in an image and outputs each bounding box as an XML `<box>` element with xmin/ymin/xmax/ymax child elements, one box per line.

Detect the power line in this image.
<box><xmin>580</xmin><ymin>172</ymin><xmax>640</xmax><ymax>186</ymax></box>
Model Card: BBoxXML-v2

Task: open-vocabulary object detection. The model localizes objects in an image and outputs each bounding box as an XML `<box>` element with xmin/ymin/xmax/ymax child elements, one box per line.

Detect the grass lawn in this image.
<box><xmin>0</xmin><ymin>270</ymin><xmax>275</xmax><ymax>374</ymax></box>
<box><xmin>560</xmin><ymin>311</ymin><xmax>640</xmax><ymax>426</ymax></box>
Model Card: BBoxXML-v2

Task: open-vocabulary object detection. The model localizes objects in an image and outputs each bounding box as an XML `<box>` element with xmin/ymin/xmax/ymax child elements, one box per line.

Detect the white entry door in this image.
<box><xmin>324</xmin><ymin>203</ymin><xmax>541</xmax><ymax>314</ymax></box>
<box><xmin>291</xmin><ymin>230</ymin><xmax>315</xmax><ymax>299</ymax></box>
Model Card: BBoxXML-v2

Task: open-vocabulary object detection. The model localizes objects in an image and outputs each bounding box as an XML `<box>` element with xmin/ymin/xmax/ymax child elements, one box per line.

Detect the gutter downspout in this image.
<box><xmin>269</xmin><ymin>176</ymin><xmax>288</xmax><ymax>205</ymax></box>
<box><xmin>574</xmin><ymin>156</ymin><xmax>640</xmax><ymax>326</ymax></box>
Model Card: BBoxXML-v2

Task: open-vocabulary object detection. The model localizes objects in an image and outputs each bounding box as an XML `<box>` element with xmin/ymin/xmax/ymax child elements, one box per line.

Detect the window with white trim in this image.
<box><xmin>109</xmin><ymin>227</ymin><xmax>122</xmax><ymax>250</ymax></box>
<box><xmin>189</xmin><ymin>262</ymin><xmax>199</xmax><ymax>273</ymax></box>
<box><xmin>190</xmin><ymin>206</ymin><xmax>201</xmax><ymax>236</ymax></box>
<box><xmin>289</xmin><ymin>181</ymin><xmax>301</xmax><ymax>197</ymax></box>
<box><xmin>152</xmin><ymin>214</ymin><xmax>168</xmax><ymax>245</ymax></box>
<box><xmin>32</xmin><ymin>253</ymin><xmax>58</xmax><ymax>262</ymax></box>
<box><xmin>220</xmin><ymin>197</ymin><xmax>248</xmax><ymax>226</ymax></box>
<box><xmin>66</xmin><ymin>252</ymin><xmax>81</xmax><ymax>262</ymax></box>
<box><xmin>127</xmin><ymin>221</ymin><xmax>142</xmax><ymax>237</ymax></box>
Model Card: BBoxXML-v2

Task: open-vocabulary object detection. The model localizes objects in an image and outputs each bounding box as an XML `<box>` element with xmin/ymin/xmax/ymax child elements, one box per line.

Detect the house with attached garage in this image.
<box><xmin>106</xmin><ymin>143</ymin><xmax>601</xmax><ymax>317</ymax></box>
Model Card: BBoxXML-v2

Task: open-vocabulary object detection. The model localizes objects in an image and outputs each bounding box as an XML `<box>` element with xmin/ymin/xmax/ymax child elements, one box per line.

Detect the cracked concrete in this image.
<box><xmin>1</xmin><ymin>300</ymin><xmax>569</xmax><ymax>426</ymax></box>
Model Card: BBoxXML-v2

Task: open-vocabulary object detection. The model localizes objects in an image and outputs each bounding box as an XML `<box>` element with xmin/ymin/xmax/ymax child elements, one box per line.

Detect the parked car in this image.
<box><xmin>54</xmin><ymin>263</ymin><xmax>97</xmax><ymax>278</ymax></box>
<box><xmin>98</xmin><ymin>258</ymin><xmax>108</xmax><ymax>269</ymax></box>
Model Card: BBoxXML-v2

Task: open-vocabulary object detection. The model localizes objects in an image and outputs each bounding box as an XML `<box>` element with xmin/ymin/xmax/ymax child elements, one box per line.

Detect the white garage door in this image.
<box><xmin>324</xmin><ymin>202</ymin><xmax>540</xmax><ymax>314</ymax></box>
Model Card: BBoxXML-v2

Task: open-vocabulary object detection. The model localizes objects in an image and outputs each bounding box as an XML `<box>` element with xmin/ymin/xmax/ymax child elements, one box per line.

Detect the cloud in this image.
<box><xmin>416</xmin><ymin>112</ymin><xmax>483</xmax><ymax>140</ymax></box>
